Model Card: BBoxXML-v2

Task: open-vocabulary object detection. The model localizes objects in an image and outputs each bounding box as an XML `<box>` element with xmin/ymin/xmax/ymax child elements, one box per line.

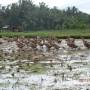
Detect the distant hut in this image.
<box><xmin>2</xmin><ymin>25</ymin><xmax>10</xmax><ymax>32</ymax></box>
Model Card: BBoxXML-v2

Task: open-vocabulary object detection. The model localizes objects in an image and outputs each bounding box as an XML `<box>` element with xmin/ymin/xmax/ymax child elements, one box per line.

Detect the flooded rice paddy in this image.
<box><xmin>0</xmin><ymin>38</ymin><xmax>90</xmax><ymax>90</ymax></box>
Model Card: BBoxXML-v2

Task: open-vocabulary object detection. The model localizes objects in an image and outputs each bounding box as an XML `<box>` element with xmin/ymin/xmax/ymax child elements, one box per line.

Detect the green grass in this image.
<box><xmin>22</xmin><ymin>63</ymin><xmax>47</xmax><ymax>74</ymax></box>
<box><xmin>0</xmin><ymin>29</ymin><xmax>90</xmax><ymax>38</ymax></box>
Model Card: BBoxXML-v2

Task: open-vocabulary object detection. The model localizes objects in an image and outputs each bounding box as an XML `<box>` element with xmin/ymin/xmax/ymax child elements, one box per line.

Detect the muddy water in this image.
<box><xmin>0</xmin><ymin>39</ymin><xmax>90</xmax><ymax>90</ymax></box>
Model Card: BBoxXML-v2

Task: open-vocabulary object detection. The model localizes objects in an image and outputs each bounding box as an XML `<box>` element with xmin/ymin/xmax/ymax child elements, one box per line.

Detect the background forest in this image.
<box><xmin>0</xmin><ymin>0</ymin><xmax>90</xmax><ymax>31</ymax></box>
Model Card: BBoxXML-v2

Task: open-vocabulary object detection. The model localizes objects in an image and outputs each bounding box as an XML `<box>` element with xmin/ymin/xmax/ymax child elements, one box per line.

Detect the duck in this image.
<box><xmin>66</xmin><ymin>38</ymin><xmax>78</xmax><ymax>49</ymax></box>
<box><xmin>82</xmin><ymin>38</ymin><xmax>90</xmax><ymax>49</ymax></box>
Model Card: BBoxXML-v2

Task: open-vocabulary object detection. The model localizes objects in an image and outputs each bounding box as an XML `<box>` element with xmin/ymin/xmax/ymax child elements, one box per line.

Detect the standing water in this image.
<box><xmin>0</xmin><ymin>39</ymin><xmax>90</xmax><ymax>90</ymax></box>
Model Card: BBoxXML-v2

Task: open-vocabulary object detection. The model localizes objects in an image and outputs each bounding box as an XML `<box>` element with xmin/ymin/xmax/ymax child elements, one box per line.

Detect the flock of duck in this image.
<box><xmin>4</xmin><ymin>36</ymin><xmax>90</xmax><ymax>50</ymax></box>
<box><xmin>0</xmin><ymin>36</ymin><xmax>90</xmax><ymax>61</ymax></box>
<box><xmin>15</xmin><ymin>37</ymin><xmax>90</xmax><ymax>50</ymax></box>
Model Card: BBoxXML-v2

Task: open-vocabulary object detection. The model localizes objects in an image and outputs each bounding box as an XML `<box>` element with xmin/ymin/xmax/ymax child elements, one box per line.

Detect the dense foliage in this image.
<box><xmin>0</xmin><ymin>0</ymin><xmax>90</xmax><ymax>31</ymax></box>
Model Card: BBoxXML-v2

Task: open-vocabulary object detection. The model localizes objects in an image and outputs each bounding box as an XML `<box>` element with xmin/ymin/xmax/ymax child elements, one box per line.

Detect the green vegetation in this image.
<box><xmin>0</xmin><ymin>0</ymin><xmax>90</xmax><ymax>31</ymax></box>
<box><xmin>0</xmin><ymin>29</ymin><xmax>90</xmax><ymax>38</ymax></box>
<box><xmin>22</xmin><ymin>63</ymin><xmax>47</xmax><ymax>73</ymax></box>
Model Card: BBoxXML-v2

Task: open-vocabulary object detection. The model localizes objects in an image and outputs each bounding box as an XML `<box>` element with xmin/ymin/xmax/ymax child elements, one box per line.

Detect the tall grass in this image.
<box><xmin>0</xmin><ymin>29</ymin><xmax>90</xmax><ymax>38</ymax></box>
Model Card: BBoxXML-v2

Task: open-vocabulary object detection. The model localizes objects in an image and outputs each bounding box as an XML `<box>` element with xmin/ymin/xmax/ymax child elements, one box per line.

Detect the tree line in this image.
<box><xmin>0</xmin><ymin>0</ymin><xmax>90</xmax><ymax>31</ymax></box>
